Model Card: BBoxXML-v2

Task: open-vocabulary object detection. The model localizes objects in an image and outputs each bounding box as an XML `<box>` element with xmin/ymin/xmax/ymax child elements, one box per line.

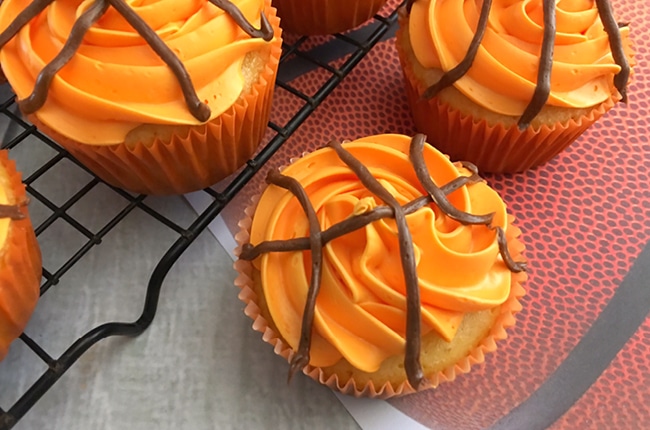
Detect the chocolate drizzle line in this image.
<box><xmin>106</xmin><ymin>0</ymin><xmax>211</xmax><ymax>122</ymax></box>
<box><xmin>409</xmin><ymin>133</ymin><xmax>494</xmax><ymax>225</ymax></box>
<box><xmin>421</xmin><ymin>0</ymin><xmax>492</xmax><ymax>100</ymax></box>
<box><xmin>0</xmin><ymin>0</ymin><xmax>54</xmax><ymax>48</ymax></box>
<box><xmin>407</xmin><ymin>0</ymin><xmax>630</xmax><ymax>127</ymax></box>
<box><xmin>0</xmin><ymin>203</ymin><xmax>25</xmax><ymax>220</ymax></box>
<box><xmin>517</xmin><ymin>0</ymin><xmax>556</xmax><ymax>129</ymax></box>
<box><xmin>494</xmin><ymin>226</ymin><xmax>526</xmax><ymax>272</ymax></box>
<box><xmin>596</xmin><ymin>0</ymin><xmax>631</xmax><ymax>103</ymax></box>
<box><xmin>328</xmin><ymin>138</ymin><xmax>425</xmax><ymax>390</ymax></box>
<box><xmin>0</xmin><ymin>0</ymin><xmax>273</xmax><ymax>122</ymax></box>
<box><xmin>19</xmin><ymin>0</ymin><xmax>109</xmax><ymax>114</ymax></box>
<box><xmin>264</xmin><ymin>169</ymin><xmax>325</xmax><ymax>383</ymax></box>
<box><xmin>242</xmin><ymin>135</ymin><xmax>526</xmax><ymax>389</ymax></box>
<box><xmin>240</xmin><ymin>172</ymin><xmax>484</xmax><ymax>261</ymax></box>
<box><xmin>209</xmin><ymin>0</ymin><xmax>274</xmax><ymax>42</ymax></box>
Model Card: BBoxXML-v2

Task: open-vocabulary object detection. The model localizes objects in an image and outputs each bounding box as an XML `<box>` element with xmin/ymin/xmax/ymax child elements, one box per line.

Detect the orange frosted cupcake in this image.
<box><xmin>0</xmin><ymin>0</ymin><xmax>282</xmax><ymax>195</ymax></box>
<box><xmin>234</xmin><ymin>134</ymin><xmax>527</xmax><ymax>397</ymax></box>
<box><xmin>396</xmin><ymin>0</ymin><xmax>633</xmax><ymax>173</ymax></box>
<box><xmin>0</xmin><ymin>150</ymin><xmax>41</xmax><ymax>361</ymax></box>
<box><xmin>274</xmin><ymin>0</ymin><xmax>387</xmax><ymax>35</ymax></box>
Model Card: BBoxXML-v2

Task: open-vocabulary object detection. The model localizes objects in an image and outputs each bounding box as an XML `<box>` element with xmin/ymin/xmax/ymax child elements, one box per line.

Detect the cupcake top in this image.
<box><xmin>0</xmin><ymin>0</ymin><xmax>276</xmax><ymax>144</ymax></box>
<box><xmin>0</xmin><ymin>150</ymin><xmax>40</xmax><ymax>362</ymax></box>
<box><xmin>240</xmin><ymin>134</ymin><xmax>526</xmax><ymax>388</ymax></box>
<box><xmin>404</xmin><ymin>0</ymin><xmax>631</xmax><ymax>127</ymax></box>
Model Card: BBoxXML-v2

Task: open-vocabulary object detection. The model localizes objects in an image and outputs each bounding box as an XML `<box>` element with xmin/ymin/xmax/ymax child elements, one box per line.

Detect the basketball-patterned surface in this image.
<box><xmin>223</xmin><ymin>0</ymin><xmax>650</xmax><ymax>427</ymax></box>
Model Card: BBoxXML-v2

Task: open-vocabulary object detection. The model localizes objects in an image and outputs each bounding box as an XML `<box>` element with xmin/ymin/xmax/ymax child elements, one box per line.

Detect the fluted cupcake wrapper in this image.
<box><xmin>27</xmin><ymin>3</ymin><xmax>282</xmax><ymax>196</ymax></box>
<box><xmin>395</xmin><ymin>21</ymin><xmax>621</xmax><ymax>174</ymax></box>
<box><xmin>0</xmin><ymin>151</ymin><xmax>42</xmax><ymax>361</ymax></box>
<box><xmin>274</xmin><ymin>0</ymin><xmax>387</xmax><ymax>35</ymax></box>
<box><xmin>233</xmin><ymin>190</ymin><xmax>527</xmax><ymax>399</ymax></box>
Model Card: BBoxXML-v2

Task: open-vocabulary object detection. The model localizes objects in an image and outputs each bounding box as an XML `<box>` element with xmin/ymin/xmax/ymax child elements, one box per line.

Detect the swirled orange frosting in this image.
<box><xmin>0</xmin><ymin>0</ymin><xmax>272</xmax><ymax>144</ymax></box>
<box><xmin>408</xmin><ymin>0</ymin><xmax>629</xmax><ymax>116</ymax></box>
<box><xmin>249</xmin><ymin>134</ymin><xmax>513</xmax><ymax>372</ymax></box>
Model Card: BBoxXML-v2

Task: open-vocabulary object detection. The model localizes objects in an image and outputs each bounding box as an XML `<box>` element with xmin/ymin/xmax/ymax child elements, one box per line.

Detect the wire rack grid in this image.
<box><xmin>0</xmin><ymin>7</ymin><xmax>399</xmax><ymax>429</ymax></box>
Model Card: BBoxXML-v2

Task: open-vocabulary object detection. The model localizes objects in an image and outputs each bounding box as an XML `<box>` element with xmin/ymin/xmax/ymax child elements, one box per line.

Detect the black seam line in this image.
<box><xmin>277</xmin><ymin>22</ymin><xmax>397</xmax><ymax>83</ymax></box>
<box><xmin>490</xmin><ymin>241</ymin><xmax>650</xmax><ymax>430</ymax></box>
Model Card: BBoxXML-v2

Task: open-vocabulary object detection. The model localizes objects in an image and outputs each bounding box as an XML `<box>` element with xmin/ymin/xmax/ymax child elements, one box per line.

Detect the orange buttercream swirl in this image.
<box><xmin>0</xmin><ymin>0</ymin><xmax>273</xmax><ymax>144</ymax></box>
<box><xmin>247</xmin><ymin>134</ymin><xmax>519</xmax><ymax>374</ymax></box>
<box><xmin>408</xmin><ymin>0</ymin><xmax>629</xmax><ymax>116</ymax></box>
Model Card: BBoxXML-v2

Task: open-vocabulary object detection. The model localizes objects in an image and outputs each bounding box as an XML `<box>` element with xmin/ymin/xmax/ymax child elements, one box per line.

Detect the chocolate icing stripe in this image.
<box><xmin>242</xmin><ymin>171</ymin><xmax>527</xmax><ymax>274</ymax></box>
<box><xmin>209</xmin><ymin>0</ymin><xmax>274</xmax><ymax>42</ymax></box>
<box><xmin>240</xmin><ymin>173</ymin><xmax>483</xmax><ymax>260</ymax></box>
<box><xmin>264</xmin><ymin>170</ymin><xmax>324</xmax><ymax>382</ymax></box>
<box><xmin>328</xmin><ymin>139</ymin><xmax>425</xmax><ymax>390</ymax></box>
<box><xmin>494</xmin><ymin>226</ymin><xmax>527</xmax><ymax>272</ymax></box>
<box><xmin>18</xmin><ymin>0</ymin><xmax>109</xmax><ymax>114</ymax></box>
<box><xmin>422</xmin><ymin>0</ymin><xmax>492</xmax><ymax>100</ymax></box>
<box><xmin>0</xmin><ymin>0</ymin><xmax>54</xmax><ymax>48</ymax></box>
<box><xmin>1</xmin><ymin>0</ymin><xmax>274</xmax><ymax>121</ymax></box>
<box><xmin>596</xmin><ymin>0</ymin><xmax>630</xmax><ymax>103</ymax></box>
<box><xmin>410</xmin><ymin>133</ymin><xmax>494</xmax><ymax>225</ymax></box>
<box><xmin>517</xmin><ymin>0</ymin><xmax>555</xmax><ymax>130</ymax></box>
<box><xmin>0</xmin><ymin>203</ymin><xmax>25</xmax><ymax>220</ymax></box>
<box><xmin>243</xmin><ymin>137</ymin><xmax>527</xmax><ymax>388</ymax></box>
<box><xmin>408</xmin><ymin>0</ymin><xmax>630</xmax><ymax>126</ymax></box>
<box><xmin>105</xmin><ymin>0</ymin><xmax>211</xmax><ymax>122</ymax></box>
<box><xmin>457</xmin><ymin>160</ymin><xmax>479</xmax><ymax>176</ymax></box>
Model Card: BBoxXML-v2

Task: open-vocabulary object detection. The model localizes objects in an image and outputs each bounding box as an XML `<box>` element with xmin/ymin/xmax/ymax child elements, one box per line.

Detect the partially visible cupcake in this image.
<box><xmin>0</xmin><ymin>0</ymin><xmax>282</xmax><ymax>195</ymax></box>
<box><xmin>0</xmin><ymin>150</ymin><xmax>41</xmax><ymax>361</ymax></box>
<box><xmin>274</xmin><ymin>0</ymin><xmax>387</xmax><ymax>35</ymax></box>
<box><xmin>396</xmin><ymin>0</ymin><xmax>633</xmax><ymax>173</ymax></box>
<box><xmin>234</xmin><ymin>134</ymin><xmax>527</xmax><ymax>397</ymax></box>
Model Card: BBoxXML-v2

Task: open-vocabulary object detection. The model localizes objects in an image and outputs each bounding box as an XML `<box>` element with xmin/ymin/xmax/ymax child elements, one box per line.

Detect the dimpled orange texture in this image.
<box><xmin>408</xmin><ymin>0</ymin><xmax>628</xmax><ymax>116</ymax></box>
<box><xmin>0</xmin><ymin>151</ymin><xmax>41</xmax><ymax>361</ymax></box>
<box><xmin>0</xmin><ymin>0</ymin><xmax>270</xmax><ymax>144</ymax></box>
<box><xmin>248</xmin><ymin>134</ymin><xmax>514</xmax><ymax>373</ymax></box>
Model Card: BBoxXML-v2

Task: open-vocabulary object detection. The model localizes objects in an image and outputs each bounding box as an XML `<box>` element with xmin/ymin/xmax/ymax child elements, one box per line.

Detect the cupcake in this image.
<box><xmin>0</xmin><ymin>0</ymin><xmax>282</xmax><ymax>195</ymax></box>
<box><xmin>396</xmin><ymin>0</ymin><xmax>633</xmax><ymax>173</ymax></box>
<box><xmin>0</xmin><ymin>150</ymin><xmax>41</xmax><ymax>361</ymax></box>
<box><xmin>234</xmin><ymin>134</ymin><xmax>527</xmax><ymax>397</ymax></box>
<box><xmin>273</xmin><ymin>0</ymin><xmax>387</xmax><ymax>35</ymax></box>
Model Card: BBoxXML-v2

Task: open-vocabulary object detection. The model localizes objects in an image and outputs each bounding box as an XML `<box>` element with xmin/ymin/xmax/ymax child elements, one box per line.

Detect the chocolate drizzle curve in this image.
<box><xmin>518</xmin><ymin>0</ymin><xmax>556</xmax><ymax>129</ymax></box>
<box><xmin>0</xmin><ymin>202</ymin><xmax>25</xmax><ymax>220</ymax></box>
<box><xmin>405</xmin><ymin>0</ymin><xmax>631</xmax><ymax>129</ymax></box>
<box><xmin>596</xmin><ymin>0</ymin><xmax>630</xmax><ymax>103</ymax></box>
<box><xmin>0</xmin><ymin>0</ymin><xmax>274</xmax><ymax>122</ymax></box>
<box><xmin>20</xmin><ymin>0</ymin><xmax>109</xmax><ymax>114</ymax></box>
<box><xmin>421</xmin><ymin>0</ymin><xmax>492</xmax><ymax>101</ymax></box>
<box><xmin>265</xmin><ymin>169</ymin><xmax>325</xmax><ymax>383</ymax></box>
<box><xmin>240</xmin><ymin>134</ymin><xmax>527</xmax><ymax>389</ymax></box>
<box><xmin>209</xmin><ymin>0</ymin><xmax>274</xmax><ymax>42</ymax></box>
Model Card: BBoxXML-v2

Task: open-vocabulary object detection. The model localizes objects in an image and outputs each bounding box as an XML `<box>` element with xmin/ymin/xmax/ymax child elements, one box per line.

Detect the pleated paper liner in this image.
<box><xmin>394</xmin><ymin>11</ymin><xmax>631</xmax><ymax>174</ymax></box>
<box><xmin>234</xmin><ymin>189</ymin><xmax>527</xmax><ymax>399</ymax></box>
<box><xmin>0</xmin><ymin>150</ymin><xmax>42</xmax><ymax>361</ymax></box>
<box><xmin>273</xmin><ymin>0</ymin><xmax>387</xmax><ymax>35</ymax></box>
<box><xmin>24</xmin><ymin>2</ymin><xmax>282</xmax><ymax>196</ymax></box>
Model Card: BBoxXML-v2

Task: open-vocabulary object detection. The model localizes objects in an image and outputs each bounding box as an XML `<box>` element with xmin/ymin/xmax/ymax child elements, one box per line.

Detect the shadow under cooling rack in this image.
<box><xmin>0</xmin><ymin>9</ymin><xmax>398</xmax><ymax>430</ymax></box>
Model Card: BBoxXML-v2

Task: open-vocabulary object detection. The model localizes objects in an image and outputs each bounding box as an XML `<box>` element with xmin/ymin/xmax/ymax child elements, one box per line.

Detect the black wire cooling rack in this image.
<box><xmin>0</xmin><ymin>7</ymin><xmax>398</xmax><ymax>429</ymax></box>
